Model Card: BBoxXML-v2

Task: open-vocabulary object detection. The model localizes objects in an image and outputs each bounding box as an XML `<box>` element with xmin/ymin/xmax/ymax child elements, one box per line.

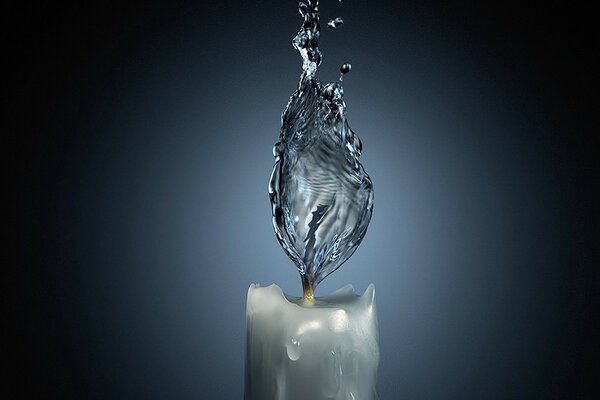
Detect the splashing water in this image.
<box><xmin>327</xmin><ymin>17</ymin><xmax>344</xmax><ymax>29</ymax></box>
<box><xmin>269</xmin><ymin>0</ymin><xmax>373</xmax><ymax>300</ymax></box>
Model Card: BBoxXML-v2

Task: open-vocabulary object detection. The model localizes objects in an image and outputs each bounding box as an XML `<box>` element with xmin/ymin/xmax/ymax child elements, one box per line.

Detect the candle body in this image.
<box><xmin>245</xmin><ymin>283</ymin><xmax>379</xmax><ymax>400</ymax></box>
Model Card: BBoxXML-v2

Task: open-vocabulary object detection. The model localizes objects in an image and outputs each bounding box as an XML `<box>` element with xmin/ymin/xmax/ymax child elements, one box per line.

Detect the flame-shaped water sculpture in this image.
<box><xmin>269</xmin><ymin>0</ymin><xmax>373</xmax><ymax>301</ymax></box>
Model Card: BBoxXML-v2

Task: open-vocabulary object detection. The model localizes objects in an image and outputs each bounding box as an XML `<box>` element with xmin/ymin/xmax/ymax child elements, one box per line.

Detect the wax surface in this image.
<box><xmin>245</xmin><ymin>284</ymin><xmax>379</xmax><ymax>400</ymax></box>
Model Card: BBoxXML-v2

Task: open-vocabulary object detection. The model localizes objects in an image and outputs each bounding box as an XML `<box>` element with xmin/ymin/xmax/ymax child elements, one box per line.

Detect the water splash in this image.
<box><xmin>327</xmin><ymin>17</ymin><xmax>344</xmax><ymax>29</ymax></box>
<box><xmin>269</xmin><ymin>0</ymin><xmax>373</xmax><ymax>300</ymax></box>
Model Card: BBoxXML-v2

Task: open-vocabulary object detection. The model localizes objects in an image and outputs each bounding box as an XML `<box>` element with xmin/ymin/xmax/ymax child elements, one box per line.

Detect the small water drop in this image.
<box><xmin>340</xmin><ymin>62</ymin><xmax>351</xmax><ymax>75</ymax></box>
<box><xmin>327</xmin><ymin>17</ymin><xmax>344</xmax><ymax>29</ymax></box>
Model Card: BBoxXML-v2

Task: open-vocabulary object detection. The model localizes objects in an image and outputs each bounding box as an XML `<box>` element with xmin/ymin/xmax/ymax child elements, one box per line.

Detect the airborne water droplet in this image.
<box><xmin>327</xmin><ymin>17</ymin><xmax>344</xmax><ymax>29</ymax></box>
<box><xmin>340</xmin><ymin>62</ymin><xmax>351</xmax><ymax>74</ymax></box>
<box><xmin>339</xmin><ymin>62</ymin><xmax>351</xmax><ymax>81</ymax></box>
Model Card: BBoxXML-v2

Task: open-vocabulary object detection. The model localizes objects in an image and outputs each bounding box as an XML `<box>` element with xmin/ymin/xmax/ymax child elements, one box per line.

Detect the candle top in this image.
<box><xmin>247</xmin><ymin>283</ymin><xmax>376</xmax><ymax>311</ymax></box>
<box><xmin>246</xmin><ymin>283</ymin><xmax>379</xmax><ymax>374</ymax></box>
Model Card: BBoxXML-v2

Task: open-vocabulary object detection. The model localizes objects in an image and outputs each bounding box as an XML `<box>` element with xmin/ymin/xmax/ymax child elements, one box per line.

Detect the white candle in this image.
<box><xmin>245</xmin><ymin>283</ymin><xmax>379</xmax><ymax>400</ymax></box>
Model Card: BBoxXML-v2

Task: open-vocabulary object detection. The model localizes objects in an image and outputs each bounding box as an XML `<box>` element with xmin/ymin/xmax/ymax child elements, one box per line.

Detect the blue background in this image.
<box><xmin>14</xmin><ymin>1</ymin><xmax>597</xmax><ymax>398</ymax></box>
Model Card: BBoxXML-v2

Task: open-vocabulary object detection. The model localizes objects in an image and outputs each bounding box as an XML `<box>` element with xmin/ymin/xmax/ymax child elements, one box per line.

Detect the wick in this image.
<box><xmin>301</xmin><ymin>274</ymin><xmax>315</xmax><ymax>303</ymax></box>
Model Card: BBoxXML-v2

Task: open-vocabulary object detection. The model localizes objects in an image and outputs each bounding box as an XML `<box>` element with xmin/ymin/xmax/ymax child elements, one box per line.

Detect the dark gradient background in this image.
<box><xmin>12</xmin><ymin>1</ymin><xmax>597</xmax><ymax>398</ymax></box>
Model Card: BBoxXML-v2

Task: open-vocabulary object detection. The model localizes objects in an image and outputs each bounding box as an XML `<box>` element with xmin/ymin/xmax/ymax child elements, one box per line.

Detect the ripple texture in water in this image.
<box><xmin>268</xmin><ymin>2</ymin><xmax>373</xmax><ymax>293</ymax></box>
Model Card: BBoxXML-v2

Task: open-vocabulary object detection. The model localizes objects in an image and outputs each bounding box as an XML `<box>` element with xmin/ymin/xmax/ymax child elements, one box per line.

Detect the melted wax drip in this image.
<box><xmin>269</xmin><ymin>0</ymin><xmax>373</xmax><ymax>298</ymax></box>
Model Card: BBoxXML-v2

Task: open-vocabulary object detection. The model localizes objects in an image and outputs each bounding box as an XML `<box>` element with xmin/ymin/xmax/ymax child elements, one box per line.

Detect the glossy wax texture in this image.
<box><xmin>245</xmin><ymin>284</ymin><xmax>379</xmax><ymax>400</ymax></box>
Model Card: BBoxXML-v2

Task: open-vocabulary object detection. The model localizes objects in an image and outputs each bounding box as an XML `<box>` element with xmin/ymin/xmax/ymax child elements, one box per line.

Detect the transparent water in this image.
<box><xmin>327</xmin><ymin>17</ymin><xmax>343</xmax><ymax>29</ymax></box>
<box><xmin>269</xmin><ymin>0</ymin><xmax>373</xmax><ymax>298</ymax></box>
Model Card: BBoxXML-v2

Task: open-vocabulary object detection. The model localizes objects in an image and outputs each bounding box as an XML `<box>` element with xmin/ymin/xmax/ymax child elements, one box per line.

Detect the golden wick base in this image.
<box><xmin>301</xmin><ymin>274</ymin><xmax>315</xmax><ymax>303</ymax></box>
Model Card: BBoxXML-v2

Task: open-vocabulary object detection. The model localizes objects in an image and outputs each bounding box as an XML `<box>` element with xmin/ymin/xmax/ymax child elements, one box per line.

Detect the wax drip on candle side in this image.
<box><xmin>269</xmin><ymin>0</ymin><xmax>373</xmax><ymax>301</ymax></box>
<box><xmin>245</xmin><ymin>283</ymin><xmax>379</xmax><ymax>399</ymax></box>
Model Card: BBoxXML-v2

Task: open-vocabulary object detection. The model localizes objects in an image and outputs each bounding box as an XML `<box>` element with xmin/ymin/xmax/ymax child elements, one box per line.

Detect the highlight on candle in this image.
<box><xmin>245</xmin><ymin>284</ymin><xmax>379</xmax><ymax>400</ymax></box>
<box><xmin>268</xmin><ymin>0</ymin><xmax>374</xmax><ymax>301</ymax></box>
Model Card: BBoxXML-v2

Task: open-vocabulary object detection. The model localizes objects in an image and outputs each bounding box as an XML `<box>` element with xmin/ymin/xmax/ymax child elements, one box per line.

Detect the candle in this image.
<box><xmin>245</xmin><ymin>283</ymin><xmax>379</xmax><ymax>400</ymax></box>
<box><xmin>247</xmin><ymin>1</ymin><xmax>379</xmax><ymax>398</ymax></box>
